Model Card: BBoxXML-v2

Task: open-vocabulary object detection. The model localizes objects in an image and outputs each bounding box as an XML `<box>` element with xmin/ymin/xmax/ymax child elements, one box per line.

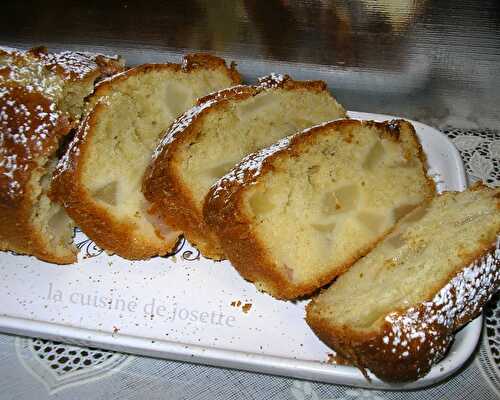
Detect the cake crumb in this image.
<box><xmin>230</xmin><ymin>300</ymin><xmax>252</xmax><ymax>313</ymax></box>
<box><xmin>326</xmin><ymin>352</ymin><xmax>351</xmax><ymax>365</ymax></box>
<box><xmin>242</xmin><ymin>303</ymin><xmax>252</xmax><ymax>313</ymax></box>
<box><xmin>230</xmin><ymin>300</ymin><xmax>242</xmax><ymax>307</ymax></box>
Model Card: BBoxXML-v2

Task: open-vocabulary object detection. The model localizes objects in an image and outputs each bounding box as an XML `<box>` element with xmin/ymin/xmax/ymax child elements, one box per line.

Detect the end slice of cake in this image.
<box><xmin>50</xmin><ymin>54</ymin><xmax>240</xmax><ymax>260</ymax></box>
<box><xmin>0</xmin><ymin>46</ymin><xmax>124</xmax><ymax>264</ymax></box>
<box><xmin>143</xmin><ymin>74</ymin><xmax>347</xmax><ymax>259</ymax></box>
<box><xmin>204</xmin><ymin>119</ymin><xmax>436</xmax><ymax>299</ymax></box>
<box><xmin>306</xmin><ymin>184</ymin><xmax>500</xmax><ymax>382</ymax></box>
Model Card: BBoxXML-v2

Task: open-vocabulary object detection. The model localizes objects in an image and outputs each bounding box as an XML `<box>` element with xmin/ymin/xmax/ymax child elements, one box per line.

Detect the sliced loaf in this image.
<box><xmin>306</xmin><ymin>184</ymin><xmax>500</xmax><ymax>382</ymax></box>
<box><xmin>143</xmin><ymin>74</ymin><xmax>347</xmax><ymax>259</ymax></box>
<box><xmin>204</xmin><ymin>119</ymin><xmax>435</xmax><ymax>299</ymax></box>
<box><xmin>0</xmin><ymin>46</ymin><xmax>123</xmax><ymax>263</ymax></box>
<box><xmin>50</xmin><ymin>54</ymin><xmax>240</xmax><ymax>260</ymax></box>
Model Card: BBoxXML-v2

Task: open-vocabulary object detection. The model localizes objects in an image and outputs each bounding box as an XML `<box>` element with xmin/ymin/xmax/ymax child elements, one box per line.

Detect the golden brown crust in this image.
<box><xmin>143</xmin><ymin>86</ymin><xmax>255</xmax><ymax>259</ymax></box>
<box><xmin>182</xmin><ymin>53</ymin><xmax>241</xmax><ymax>84</ymax></box>
<box><xmin>27</xmin><ymin>46</ymin><xmax>124</xmax><ymax>83</ymax></box>
<box><xmin>50</xmin><ymin>54</ymin><xmax>240</xmax><ymax>260</ymax></box>
<box><xmin>306</xmin><ymin>236</ymin><xmax>500</xmax><ymax>382</ymax></box>
<box><xmin>0</xmin><ymin>83</ymin><xmax>74</xmax><ymax>263</ymax></box>
<box><xmin>50</xmin><ymin>103</ymin><xmax>170</xmax><ymax>259</ymax></box>
<box><xmin>143</xmin><ymin>74</ymin><xmax>343</xmax><ymax>260</ymax></box>
<box><xmin>256</xmin><ymin>73</ymin><xmax>328</xmax><ymax>92</ymax></box>
<box><xmin>92</xmin><ymin>53</ymin><xmax>241</xmax><ymax>100</ymax></box>
<box><xmin>1</xmin><ymin>46</ymin><xmax>124</xmax><ymax>98</ymax></box>
<box><xmin>0</xmin><ymin>47</ymin><xmax>124</xmax><ymax>264</ymax></box>
<box><xmin>202</xmin><ymin>119</ymin><xmax>436</xmax><ymax>299</ymax></box>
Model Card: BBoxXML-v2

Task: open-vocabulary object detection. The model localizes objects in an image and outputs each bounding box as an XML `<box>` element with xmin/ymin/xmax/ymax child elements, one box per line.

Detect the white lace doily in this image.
<box><xmin>445</xmin><ymin>127</ymin><xmax>500</xmax><ymax>187</ymax></box>
<box><xmin>15</xmin><ymin>337</ymin><xmax>132</xmax><ymax>394</ymax></box>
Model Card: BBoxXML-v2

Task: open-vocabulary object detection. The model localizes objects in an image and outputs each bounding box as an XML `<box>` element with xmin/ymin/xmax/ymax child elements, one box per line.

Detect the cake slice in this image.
<box><xmin>204</xmin><ymin>119</ymin><xmax>435</xmax><ymax>299</ymax></box>
<box><xmin>306</xmin><ymin>184</ymin><xmax>500</xmax><ymax>382</ymax></box>
<box><xmin>143</xmin><ymin>74</ymin><xmax>347</xmax><ymax>259</ymax></box>
<box><xmin>0</xmin><ymin>46</ymin><xmax>124</xmax><ymax>264</ymax></box>
<box><xmin>50</xmin><ymin>54</ymin><xmax>240</xmax><ymax>260</ymax></box>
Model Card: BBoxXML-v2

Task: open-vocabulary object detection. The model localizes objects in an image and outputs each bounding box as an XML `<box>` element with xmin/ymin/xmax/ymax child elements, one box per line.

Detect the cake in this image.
<box><xmin>203</xmin><ymin>119</ymin><xmax>436</xmax><ymax>299</ymax></box>
<box><xmin>143</xmin><ymin>74</ymin><xmax>347</xmax><ymax>259</ymax></box>
<box><xmin>306</xmin><ymin>184</ymin><xmax>500</xmax><ymax>382</ymax></box>
<box><xmin>50</xmin><ymin>54</ymin><xmax>240</xmax><ymax>260</ymax></box>
<box><xmin>0</xmin><ymin>46</ymin><xmax>124</xmax><ymax>264</ymax></box>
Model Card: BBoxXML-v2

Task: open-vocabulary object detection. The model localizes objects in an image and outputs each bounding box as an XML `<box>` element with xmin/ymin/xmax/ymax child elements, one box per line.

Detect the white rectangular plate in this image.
<box><xmin>0</xmin><ymin>112</ymin><xmax>473</xmax><ymax>390</ymax></box>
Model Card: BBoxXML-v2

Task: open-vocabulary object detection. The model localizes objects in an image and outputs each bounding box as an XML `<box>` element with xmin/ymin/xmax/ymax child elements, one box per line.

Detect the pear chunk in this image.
<box><xmin>93</xmin><ymin>181</ymin><xmax>118</xmax><ymax>206</ymax></box>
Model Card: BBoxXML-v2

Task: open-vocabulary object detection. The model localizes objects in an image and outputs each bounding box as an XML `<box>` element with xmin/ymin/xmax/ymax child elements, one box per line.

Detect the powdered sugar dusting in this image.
<box><xmin>210</xmin><ymin>120</ymin><xmax>338</xmax><ymax>200</ymax></box>
<box><xmin>1</xmin><ymin>47</ymin><xmax>122</xmax><ymax>105</ymax></box>
<box><xmin>152</xmin><ymin>99</ymin><xmax>218</xmax><ymax>162</ymax></box>
<box><xmin>0</xmin><ymin>46</ymin><xmax>124</xmax><ymax>200</ymax></box>
<box><xmin>44</xmin><ymin>51</ymin><xmax>120</xmax><ymax>81</ymax></box>
<box><xmin>53</xmin><ymin>113</ymin><xmax>90</xmax><ymax>181</ymax></box>
<box><xmin>257</xmin><ymin>73</ymin><xmax>287</xmax><ymax>89</ymax></box>
<box><xmin>1</xmin><ymin>49</ymin><xmax>64</xmax><ymax>102</ymax></box>
<box><xmin>151</xmin><ymin>76</ymin><xmax>296</xmax><ymax>168</ymax></box>
<box><xmin>151</xmin><ymin>85</ymin><xmax>250</xmax><ymax>163</ymax></box>
<box><xmin>0</xmin><ymin>83</ymin><xmax>65</xmax><ymax>199</ymax></box>
<box><xmin>382</xmin><ymin>236</ymin><xmax>500</xmax><ymax>367</ymax></box>
<box><xmin>0</xmin><ymin>153</ymin><xmax>21</xmax><ymax>194</ymax></box>
<box><xmin>211</xmin><ymin>135</ymin><xmax>293</xmax><ymax>200</ymax></box>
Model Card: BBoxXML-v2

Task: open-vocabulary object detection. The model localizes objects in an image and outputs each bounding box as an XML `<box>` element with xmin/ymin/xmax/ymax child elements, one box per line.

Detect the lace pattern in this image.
<box><xmin>445</xmin><ymin>127</ymin><xmax>500</xmax><ymax>187</ymax></box>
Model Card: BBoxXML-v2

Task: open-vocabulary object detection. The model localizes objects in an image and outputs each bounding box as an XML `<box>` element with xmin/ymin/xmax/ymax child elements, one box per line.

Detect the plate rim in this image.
<box><xmin>0</xmin><ymin>111</ymin><xmax>475</xmax><ymax>390</ymax></box>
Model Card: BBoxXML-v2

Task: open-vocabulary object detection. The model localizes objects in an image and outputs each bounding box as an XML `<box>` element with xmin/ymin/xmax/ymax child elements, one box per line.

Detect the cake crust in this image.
<box><xmin>0</xmin><ymin>83</ymin><xmax>72</xmax><ymax>263</ymax></box>
<box><xmin>91</xmin><ymin>54</ymin><xmax>240</xmax><ymax>101</ymax></box>
<box><xmin>143</xmin><ymin>85</ymin><xmax>255</xmax><ymax>259</ymax></box>
<box><xmin>306</xmin><ymin>236</ymin><xmax>500</xmax><ymax>382</ymax></box>
<box><xmin>27</xmin><ymin>46</ymin><xmax>123</xmax><ymax>84</ymax></box>
<box><xmin>50</xmin><ymin>102</ymin><xmax>184</xmax><ymax>259</ymax></box>
<box><xmin>0</xmin><ymin>47</ymin><xmax>124</xmax><ymax>263</ymax></box>
<box><xmin>143</xmin><ymin>74</ymin><xmax>345</xmax><ymax>259</ymax></box>
<box><xmin>1</xmin><ymin>46</ymin><xmax>123</xmax><ymax>87</ymax></box>
<box><xmin>50</xmin><ymin>55</ymin><xmax>241</xmax><ymax>260</ymax></box>
<box><xmin>203</xmin><ymin>119</ymin><xmax>435</xmax><ymax>299</ymax></box>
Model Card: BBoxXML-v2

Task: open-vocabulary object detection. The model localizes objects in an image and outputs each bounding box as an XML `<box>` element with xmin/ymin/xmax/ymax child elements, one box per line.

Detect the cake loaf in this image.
<box><xmin>204</xmin><ymin>119</ymin><xmax>435</xmax><ymax>299</ymax></box>
<box><xmin>306</xmin><ymin>184</ymin><xmax>500</xmax><ymax>382</ymax></box>
<box><xmin>50</xmin><ymin>54</ymin><xmax>240</xmax><ymax>260</ymax></box>
<box><xmin>0</xmin><ymin>46</ymin><xmax>124</xmax><ymax>263</ymax></box>
<box><xmin>143</xmin><ymin>74</ymin><xmax>347</xmax><ymax>259</ymax></box>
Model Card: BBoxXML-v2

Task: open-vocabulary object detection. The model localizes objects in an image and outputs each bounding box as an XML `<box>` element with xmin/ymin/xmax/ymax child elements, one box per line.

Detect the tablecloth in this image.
<box><xmin>0</xmin><ymin>127</ymin><xmax>498</xmax><ymax>400</ymax></box>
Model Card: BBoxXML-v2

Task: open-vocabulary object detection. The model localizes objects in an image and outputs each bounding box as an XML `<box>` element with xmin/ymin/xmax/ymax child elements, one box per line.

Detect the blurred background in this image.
<box><xmin>1</xmin><ymin>0</ymin><xmax>499</xmax><ymax>129</ymax></box>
